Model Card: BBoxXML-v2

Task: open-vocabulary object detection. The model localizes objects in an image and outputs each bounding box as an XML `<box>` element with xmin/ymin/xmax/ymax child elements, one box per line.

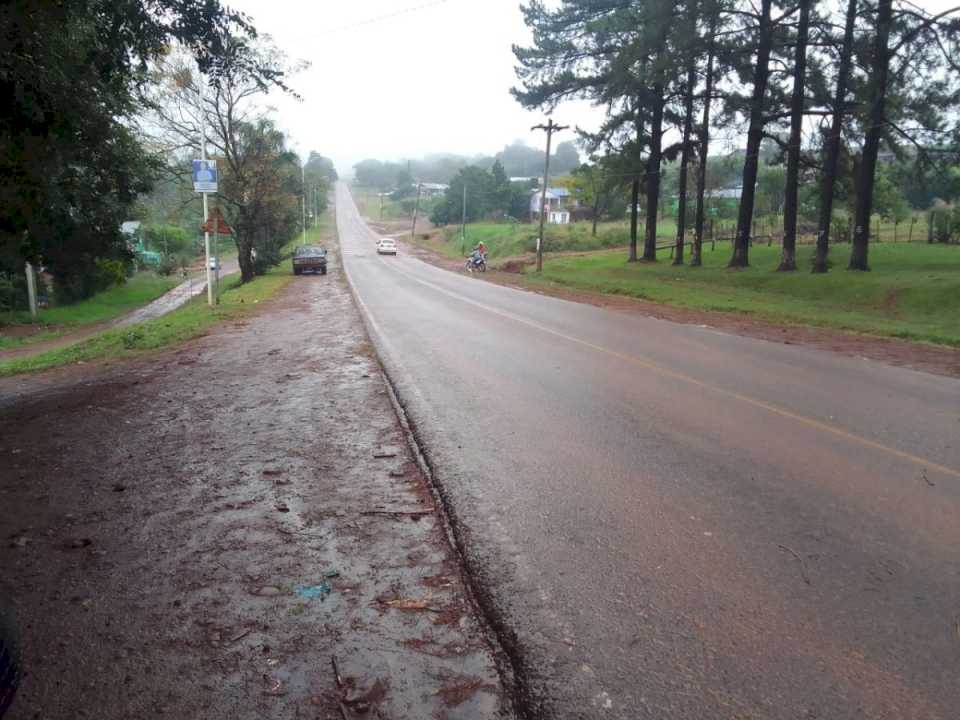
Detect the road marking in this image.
<box><xmin>373</xmin><ymin>259</ymin><xmax>960</xmax><ymax>481</ymax></box>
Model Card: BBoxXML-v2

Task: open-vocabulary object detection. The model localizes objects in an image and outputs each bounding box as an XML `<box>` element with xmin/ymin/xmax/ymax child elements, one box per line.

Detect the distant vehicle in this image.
<box><xmin>377</xmin><ymin>238</ymin><xmax>398</xmax><ymax>256</ymax></box>
<box><xmin>293</xmin><ymin>245</ymin><xmax>327</xmax><ymax>275</ymax></box>
<box><xmin>207</xmin><ymin>256</ymin><xmax>220</xmax><ymax>271</ymax></box>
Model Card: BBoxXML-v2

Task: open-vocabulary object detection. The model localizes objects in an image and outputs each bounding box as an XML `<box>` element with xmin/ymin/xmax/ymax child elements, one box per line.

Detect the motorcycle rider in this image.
<box><xmin>469</xmin><ymin>242</ymin><xmax>487</xmax><ymax>269</ymax></box>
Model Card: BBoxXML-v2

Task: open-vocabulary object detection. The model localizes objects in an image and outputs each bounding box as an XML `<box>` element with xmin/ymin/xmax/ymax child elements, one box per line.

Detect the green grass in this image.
<box><xmin>352</xmin><ymin>187</ymin><xmax>410</xmax><ymax>221</ymax></box>
<box><xmin>0</xmin><ymin>214</ymin><xmax>336</xmax><ymax>376</ymax></box>
<box><xmin>520</xmin><ymin>242</ymin><xmax>960</xmax><ymax>346</ymax></box>
<box><xmin>423</xmin><ymin>213</ymin><xmax>932</xmax><ymax>262</ymax></box>
<box><xmin>0</xmin><ymin>273</ymin><xmax>179</xmax><ymax>349</ymax></box>
<box><xmin>0</xmin><ymin>264</ymin><xmax>292</xmax><ymax>376</ymax></box>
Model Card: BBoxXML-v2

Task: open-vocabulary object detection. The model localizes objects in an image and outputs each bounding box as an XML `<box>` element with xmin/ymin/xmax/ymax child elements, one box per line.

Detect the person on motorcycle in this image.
<box><xmin>470</xmin><ymin>242</ymin><xmax>487</xmax><ymax>268</ymax></box>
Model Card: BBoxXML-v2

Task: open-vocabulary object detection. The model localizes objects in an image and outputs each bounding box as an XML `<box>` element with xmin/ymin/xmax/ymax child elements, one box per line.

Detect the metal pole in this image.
<box><xmin>461</xmin><ymin>183</ymin><xmax>467</xmax><ymax>254</ymax></box>
<box><xmin>200</xmin><ymin>76</ymin><xmax>213</xmax><ymax>307</ymax></box>
<box><xmin>214</xmin><ymin>208</ymin><xmax>221</xmax><ymax>304</ymax></box>
<box><xmin>24</xmin><ymin>261</ymin><xmax>38</xmax><ymax>319</ymax></box>
<box><xmin>302</xmin><ymin>163</ymin><xmax>307</xmax><ymax>245</ymax></box>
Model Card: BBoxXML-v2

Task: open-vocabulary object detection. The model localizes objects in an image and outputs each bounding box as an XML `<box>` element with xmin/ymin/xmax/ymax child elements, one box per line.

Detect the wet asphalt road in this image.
<box><xmin>335</xmin><ymin>183</ymin><xmax>960</xmax><ymax>719</ymax></box>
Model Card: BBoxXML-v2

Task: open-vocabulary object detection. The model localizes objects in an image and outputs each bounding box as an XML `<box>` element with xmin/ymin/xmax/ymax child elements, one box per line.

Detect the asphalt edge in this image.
<box><xmin>333</xmin><ymin>192</ymin><xmax>537</xmax><ymax>720</ymax></box>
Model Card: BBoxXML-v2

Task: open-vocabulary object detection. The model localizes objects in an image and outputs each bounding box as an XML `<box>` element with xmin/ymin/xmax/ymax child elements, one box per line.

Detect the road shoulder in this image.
<box><xmin>0</xmin><ymin>229</ymin><xmax>512</xmax><ymax>718</ymax></box>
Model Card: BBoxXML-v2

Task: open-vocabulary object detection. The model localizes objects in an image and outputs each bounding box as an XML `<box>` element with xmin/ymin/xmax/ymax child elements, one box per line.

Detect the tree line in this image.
<box><xmin>513</xmin><ymin>0</ymin><xmax>960</xmax><ymax>271</ymax></box>
<box><xmin>352</xmin><ymin>139</ymin><xmax>582</xmax><ymax>191</ymax></box>
<box><xmin>0</xmin><ymin>1</ymin><xmax>331</xmax><ymax>311</ymax></box>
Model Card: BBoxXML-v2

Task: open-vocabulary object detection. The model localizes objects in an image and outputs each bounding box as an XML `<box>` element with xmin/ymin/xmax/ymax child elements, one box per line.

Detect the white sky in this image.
<box><xmin>230</xmin><ymin>0</ymin><xmax>958</xmax><ymax>176</ymax></box>
<box><xmin>229</xmin><ymin>0</ymin><xmax>601</xmax><ymax>174</ymax></box>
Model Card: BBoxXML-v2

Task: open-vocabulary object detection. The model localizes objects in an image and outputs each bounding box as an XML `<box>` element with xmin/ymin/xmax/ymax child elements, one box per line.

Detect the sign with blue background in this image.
<box><xmin>192</xmin><ymin>159</ymin><xmax>218</xmax><ymax>193</ymax></box>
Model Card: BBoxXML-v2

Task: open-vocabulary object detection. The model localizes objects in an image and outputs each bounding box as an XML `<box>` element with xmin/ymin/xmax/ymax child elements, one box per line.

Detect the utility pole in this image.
<box><xmin>532</xmin><ymin>118</ymin><xmax>568</xmax><ymax>272</ymax></box>
<box><xmin>460</xmin><ymin>183</ymin><xmax>467</xmax><ymax>255</ymax></box>
<box><xmin>301</xmin><ymin>162</ymin><xmax>307</xmax><ymax>245</ymax></box>
<box><xmin>411</xmin><ymin>183</ymin><xmax>423</xmax><ymax>239</ymax></box>
<box><xmin>199</xmin><ymin>78</ymin><xmax>214</xmax><ymax>306</ymax></box>
<box><xmin>24</xmin><ymin>261</ymin><xmax>38</xmax><ymax>319</ymax></box>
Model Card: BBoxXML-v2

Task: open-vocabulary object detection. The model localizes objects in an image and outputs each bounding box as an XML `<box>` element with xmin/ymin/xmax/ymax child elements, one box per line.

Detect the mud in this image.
<box><xmin>0</xmin><ymin>234</ymin><xmax>510</xmax><ymax>718</ymax></box>
<box><xmin>399</xmin><ymin>238</ymin><xmax>960</xmax><ymax>379</ymax></box>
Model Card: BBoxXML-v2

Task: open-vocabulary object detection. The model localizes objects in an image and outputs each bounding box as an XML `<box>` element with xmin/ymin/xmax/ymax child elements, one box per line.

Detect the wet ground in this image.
<box><xmin>339</xmin><ymin>181</ymin><xmax>960</xmax><ymax>720</ymax></box>
<box><xmin>0</xmin><ymin>238</ymin><xmax>511</xmax><ymax>718</ymax></box>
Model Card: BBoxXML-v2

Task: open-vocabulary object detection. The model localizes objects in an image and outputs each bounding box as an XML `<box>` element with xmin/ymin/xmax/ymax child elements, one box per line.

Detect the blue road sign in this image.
<box><xmin>193</xmin><ymin>159</ymin><xmax>218</xmax><ymax>193</ymax></box>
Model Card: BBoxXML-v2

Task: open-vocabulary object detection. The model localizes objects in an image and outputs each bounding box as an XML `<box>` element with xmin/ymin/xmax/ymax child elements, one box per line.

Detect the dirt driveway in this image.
<box><xmin>0</xmin><ymin>244</ymin><xmax>512</xmax><ymax>718</ymax></box>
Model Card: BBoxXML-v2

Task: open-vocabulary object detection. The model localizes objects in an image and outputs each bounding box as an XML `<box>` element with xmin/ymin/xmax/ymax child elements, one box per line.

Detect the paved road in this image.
<box><xmin>336</xmin><ymin>182</ymin><xmax>960</xmax><ymax>719</ymax></box>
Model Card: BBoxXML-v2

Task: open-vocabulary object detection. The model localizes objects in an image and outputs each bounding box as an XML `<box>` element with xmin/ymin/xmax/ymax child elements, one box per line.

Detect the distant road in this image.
<box><xmin>337</xmin><ymin>182</ymin><xmax>960</xmax><ymax>719</ymax></box>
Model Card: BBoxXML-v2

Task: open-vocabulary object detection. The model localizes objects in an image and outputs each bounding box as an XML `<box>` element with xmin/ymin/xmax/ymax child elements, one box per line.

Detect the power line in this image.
<box><xmin>295</xmin><ymin>0</ymin><xmax>456</xmax><ymax>39</ymax></box>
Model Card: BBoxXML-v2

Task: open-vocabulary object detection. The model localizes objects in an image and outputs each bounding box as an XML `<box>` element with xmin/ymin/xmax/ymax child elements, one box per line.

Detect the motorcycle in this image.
<box><xmin>465</xmin><ymin>252</ymin><xmax>487</xmax><ymax>273</ymax></box>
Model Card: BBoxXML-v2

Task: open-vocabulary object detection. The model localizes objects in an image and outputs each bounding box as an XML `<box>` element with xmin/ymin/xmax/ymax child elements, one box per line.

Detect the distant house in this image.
<box><xmin>120</xmin><ymin>220</ymin><xmax>142</xmax><ymax>239</ymax></box>
<box><xmin>420</xmin><ymin>183</ymin><xmax>448</xmax><ymax>198</ymax></box>
<box><xmin>529</xmin><ymin>187</ymin><xmax>577</xmax><ymax>224</ymax></box>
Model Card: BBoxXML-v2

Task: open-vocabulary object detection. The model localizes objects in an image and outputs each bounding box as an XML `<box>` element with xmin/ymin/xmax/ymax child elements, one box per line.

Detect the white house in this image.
<box><xmin>420</xmin><ymin>183</ymin><xmax>448</xmax><ymax>198</ymax></box>
<box><xmin>529</xmin><ymin>188</ymin><xmax>573</xmax><ymax>224</ymax></box>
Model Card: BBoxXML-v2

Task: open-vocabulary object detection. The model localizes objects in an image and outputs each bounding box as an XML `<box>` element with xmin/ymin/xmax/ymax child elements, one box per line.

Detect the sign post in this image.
<box><xmin>193</xmin><ymin>157</ymin><xmax>218</xmax><ymax>307</ymax></box>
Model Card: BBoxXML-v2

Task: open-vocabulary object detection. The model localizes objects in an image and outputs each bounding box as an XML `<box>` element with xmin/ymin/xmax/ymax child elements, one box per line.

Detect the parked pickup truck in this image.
<box><xmin>292</xmin><ymin>245</ymin><xmax>327</xmax><ymax>275</ymax></box>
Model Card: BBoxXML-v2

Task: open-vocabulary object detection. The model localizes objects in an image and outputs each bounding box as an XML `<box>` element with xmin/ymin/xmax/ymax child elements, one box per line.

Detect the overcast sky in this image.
<box><xmin>229</xmin><ymin>0</ymin><xmax>601</xmax><ymax>174</ymax></box>
<box><xmin>230</xmin><ymin>0</ymin><xmax>957</xmax><ymax>176</ymax></box>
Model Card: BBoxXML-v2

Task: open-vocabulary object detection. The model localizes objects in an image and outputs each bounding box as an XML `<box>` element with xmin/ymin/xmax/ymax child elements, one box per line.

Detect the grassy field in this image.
<box><xmin>519</xmin><ymin>242</ymin><xmax>959</xmax><ymax>346</ymax></box>
<box><xmin>0</xmin><ymin>273</ymin><xmax>179</xmax><ymax>349</ymax></box>
<box><xmin>420</xmin><ymin>213</ymin><xmax>936</xmax><ymax>262</ymax></box>
<box><xmin>0</xmin><ymin>217</ymin><xmax>340</xmax><ymax>376</ymax></box>
<box><xmin>352</xmin><ymin>187</ymin><xmax>409</xmax><ymax>221</ymax></box>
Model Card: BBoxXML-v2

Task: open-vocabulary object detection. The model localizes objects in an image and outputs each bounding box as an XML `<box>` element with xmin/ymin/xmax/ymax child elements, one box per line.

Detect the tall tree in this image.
<box><xmin>812</xmin><ymin>0</ymin><xmax>858</xmax><ymax>273</ymax></box>
<box><xmin>778</xmin><ymin>0</ymin><xmax>815</xmax><ymax>272</ymax></box>
<box><xmin>729</xmin><ymin>0</ymin><xmax>777</xmax><ymax>268</ymax></box>
<box><xmin>692</xmin><ymin>9</ymin><xmax>721</xmax><ymax>268</ymax></box>
<box><xmin>0</xmin><ymin>0</ymin><xmax>264</xmax><ymax>299</ymax></box>
<box><xmin>848</xmin><ymin>0</ymin><xmax>894</xmax><ymax>271</ymax></box>
<box><xmin>673</xmin><ymin>0</ymin><xmax>700</xmax><ymax>266</ymax></box>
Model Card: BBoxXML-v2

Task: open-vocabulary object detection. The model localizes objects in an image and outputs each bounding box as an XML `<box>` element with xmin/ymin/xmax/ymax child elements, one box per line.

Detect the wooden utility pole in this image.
<box><xmin>411</xmin><ymin>183</ymin><xmax>423</xmax><ymax>240</ymax></box>
<box><xmin>460</xmin><ymin>183</ymin><xmax>467</xmax><ymax>254</ymax></box>
<box><xmin>532</xmin><ymin>119</ymin><xmax>568</xmax><ymax>272</ymax></box>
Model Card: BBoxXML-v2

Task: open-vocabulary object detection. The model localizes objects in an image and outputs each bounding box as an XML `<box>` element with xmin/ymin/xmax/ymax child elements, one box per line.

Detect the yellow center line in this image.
<box><xmin>375</xmin><ymin>257</ymin><xmax>960</xmax><ymax>481</ymax></box>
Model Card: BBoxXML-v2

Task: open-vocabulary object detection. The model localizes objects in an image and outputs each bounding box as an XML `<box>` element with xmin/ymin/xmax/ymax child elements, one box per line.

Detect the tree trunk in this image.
<box><xmin>730</xmin><ymin>0</ymin><xmax>774</xmax><ymax>268</ymax></box>
<box><xmin>692</xmin><ymin>17</ymin><xmax>718</xmax><ymax>268</ymax></box>
<box><xmin>592</xmin><ymin>196</ymin><xmax>599</xmax><ymax>236</ymax></box>
<box><xmin>643</xmin><ymin>87</ymin><xmax>665</xmax><ymax>262</ymax></box>
<box><xmin>237</xmin><ymin>235</ymin><xmax>255</xmax><ymax>282</ymax></box>
<box><xmin>779</xmin><ymin>0</ymin><xmax>813</xmax><ymax>272</ymax></box>
<box><xmin>813</xmin><ymin>0</ymin><xmax>858</xmax><ymax>273</ymax></box>
<box><xmin>629</xmin><ymin>177</ymin><xmax>640</xmax><ymax>261</ymax></box>
<box><xmin>850</xmin><ymin>0</ymin><xmax>893</xmax><ymax>271</ymax></box>
<box><xmin>674</xmin><ymin>55</ymin><xmax>697</xmax><ymax>266</ymax></box>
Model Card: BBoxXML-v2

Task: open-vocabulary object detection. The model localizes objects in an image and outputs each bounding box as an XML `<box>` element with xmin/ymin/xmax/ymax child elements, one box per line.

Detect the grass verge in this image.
<box><xmin>517</xmin><ymin>242</ymin><xmax>959</xmax><ymax>347</ymax></box>
<box><xmin>0</xmin><ymin>273</ymin><xmax>179</xmax><ymax>349</ymax></box>
<box><xmin>0</xmin><ymin>254</ymin><xmax>294</xmax><ymax>377</ymax></box>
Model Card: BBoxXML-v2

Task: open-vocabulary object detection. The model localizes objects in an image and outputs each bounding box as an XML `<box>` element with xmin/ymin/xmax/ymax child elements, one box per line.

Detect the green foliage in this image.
<box><xmin>529</xmin><ymin>243</ymin><xmax>960</xmax><ymax>346</ymax></box>
<box><xmin>0</xmin><ymin>0</ymin><xmax>266</xmax><ymax>299</ymax></box>
<box><xmin>0</xmin><ymin>265</ymin><xmax>292</xmax><ymax>376</ymax></box>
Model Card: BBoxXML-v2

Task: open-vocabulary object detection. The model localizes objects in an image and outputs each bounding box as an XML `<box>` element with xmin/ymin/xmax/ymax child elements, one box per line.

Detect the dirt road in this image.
<box><xmin>0</xmin><ymin>237</ymin><xmax>511</xmax><ymax>717</ymax></box>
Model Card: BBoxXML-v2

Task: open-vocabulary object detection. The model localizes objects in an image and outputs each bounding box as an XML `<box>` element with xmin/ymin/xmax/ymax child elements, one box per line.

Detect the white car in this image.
<box><xmin>376</xmin><ymin>238</ymin><xmax>397</xmax><ymax>255</ymax></box>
